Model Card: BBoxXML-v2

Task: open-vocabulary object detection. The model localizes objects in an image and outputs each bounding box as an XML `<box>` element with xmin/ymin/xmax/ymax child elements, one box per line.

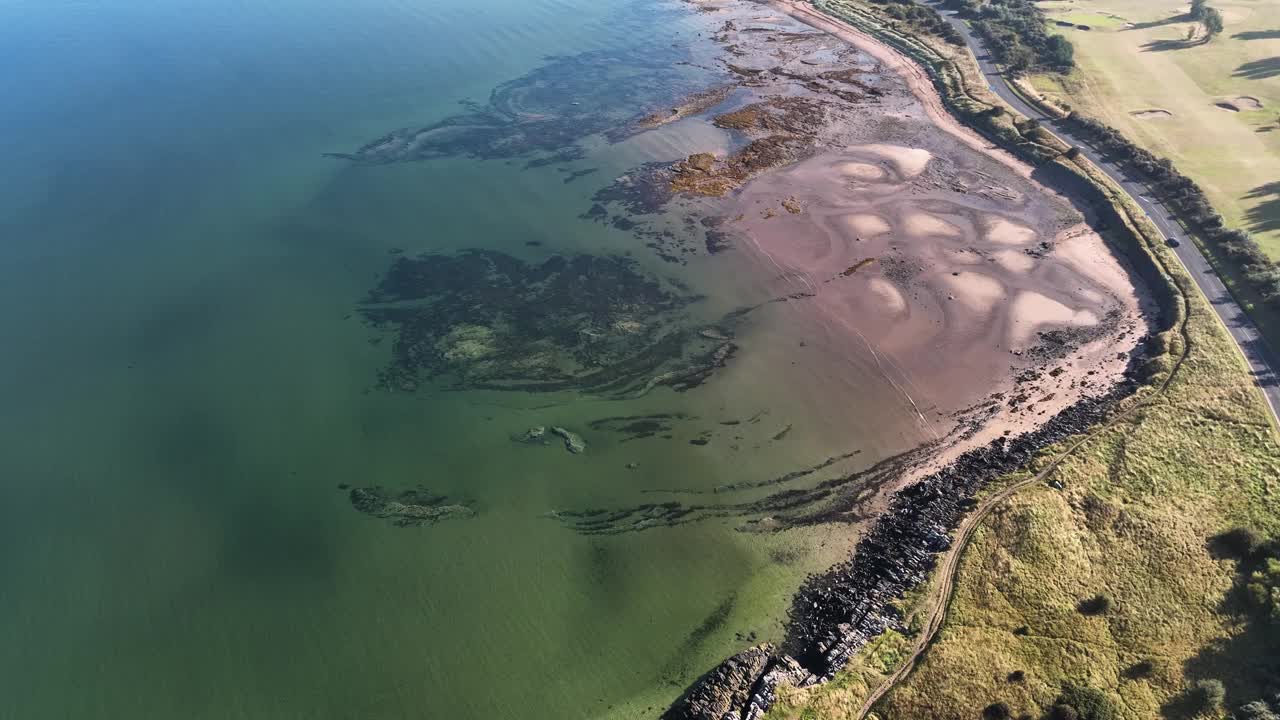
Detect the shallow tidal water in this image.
<box><xmin>0</xmin><ymin>0</ymin><xmax>938</xmax><ymax>717</ymax></box>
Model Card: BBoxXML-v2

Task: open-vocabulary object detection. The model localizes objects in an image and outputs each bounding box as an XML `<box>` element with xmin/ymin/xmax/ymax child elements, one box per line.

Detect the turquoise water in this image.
<box><xmin>0</xmin><ymin>1</ymin><xmax>915</xmax><ymax>717</ymax></box>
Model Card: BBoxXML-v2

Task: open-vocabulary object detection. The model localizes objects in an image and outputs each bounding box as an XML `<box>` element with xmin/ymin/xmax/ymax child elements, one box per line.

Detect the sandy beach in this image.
<box><xmin>678</xmin><ymin>0</ymin><xmax>1152</xmax><ymax>496</ymax></box>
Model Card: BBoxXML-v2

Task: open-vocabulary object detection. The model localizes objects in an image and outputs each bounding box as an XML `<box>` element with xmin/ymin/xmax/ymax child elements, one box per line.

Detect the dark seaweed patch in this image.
<box><xmin>325</xmin><ymin>9</ymin><xmax>723</xmax><ymax>167</ymax></box>
<box><xmin>348</xmin><ymin>486</ymin><xmax>475</xmax><ymax>528</ymax></box>
<box><xmin>588</xmin><ymin>413</ymin><xmax>693</xmax><ymax>441</ymax></box>
<box><xmin>359</xmin><ymin>249</ymin><xmax>739</xmax><ymax>396</ymax></box>
<box><xmin>551</xmin><ymin>444</ymin><xmax>933</xmax><ymax>535</ymax></box>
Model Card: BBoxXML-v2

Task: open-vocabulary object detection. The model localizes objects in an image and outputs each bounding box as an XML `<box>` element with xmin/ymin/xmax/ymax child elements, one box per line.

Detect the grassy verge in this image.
<box><xmin>765</xmin><ymin>2</ymin><xmax>1280</xmax><ymax>718</ymax></box>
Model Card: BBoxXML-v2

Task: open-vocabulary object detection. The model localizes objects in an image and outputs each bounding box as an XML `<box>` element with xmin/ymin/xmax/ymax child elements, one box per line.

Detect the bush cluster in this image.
<box><xmin>868</xmin><ymin>0</ymin><xmax>966</xmax><ymax>45</ymax></box>
<box><xmin>1054</xmin><ymin>683</ymin><xmax>1116</xmax><ymax>720</ymax></box>
<box><xmin>1238</xmin><ymin>697</ymin><xmax>1280</xmax><ymax>720</ymax></box>
<box><xmin>941</xmin><ymin>0</ymin><xmax>1074</xmax><ymax>72</ymax></box>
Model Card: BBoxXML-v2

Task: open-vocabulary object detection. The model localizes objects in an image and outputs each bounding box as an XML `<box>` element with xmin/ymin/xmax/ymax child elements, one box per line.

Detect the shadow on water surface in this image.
<box><xmin>147</xmin><ymin>407</ymin><xmax>341</xmax><ymax>585</ymax></box>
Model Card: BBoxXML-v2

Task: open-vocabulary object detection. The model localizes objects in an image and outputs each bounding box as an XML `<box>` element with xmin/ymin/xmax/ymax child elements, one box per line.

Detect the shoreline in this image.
<box><xmin>658</xmin><ymin>1</ymin><xmax>1165</xmax><ymax>717</ymax></box>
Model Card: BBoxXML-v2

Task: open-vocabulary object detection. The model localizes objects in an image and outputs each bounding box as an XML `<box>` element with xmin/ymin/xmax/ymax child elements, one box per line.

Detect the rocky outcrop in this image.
<box><xmin>663</xmin><ymin>645</ymin><xmax>817</xmax><ymax>720</ymax></box>
<box><xmin>661</xmin><ymin>380</ymin><xmax>1138</xmax><ymax>718</ymax></box>
<box><xmin>784</xmin><ymin>384</ymin><xmax>1131</xmax><ymax>677</ymax></box>
<box><xmin>663</xmin><ymin>644</ymin><xmax>775</xmax><ymax>720</ymax></box>
<box><xmin>348</xmin><ymin>486</ymin><xmax>475</xmax><ymax>528</ymax></box>
<box><xmin>551</xmin><ymin>426</ymin><xmax>587</xmax><ymax>454</ymax></box>
<box><xmin>517</xmin><ymin>426</ymin><xmax>547</xmax><ymax>443</ymax></box>
<box><xmin>514</xmin><ymin>425</ymin><xmax>587</xmax><ymax>454</ymax></box>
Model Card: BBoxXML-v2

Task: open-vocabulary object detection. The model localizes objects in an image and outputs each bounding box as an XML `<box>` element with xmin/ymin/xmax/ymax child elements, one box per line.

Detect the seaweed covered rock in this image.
<box><xmin>359</xmin><ymin>249</ymin><xmax>737</xmax><ymax>396</ymax></box>
<box><xmin>348</xmin><ymin>487</ymin><xmax>474</xmax><ymax>528</ymax></box>
<box><xmin>663</xmin><ymin>644</ymin><xmax>774</xmax><ymax>720</ymax></box>
<box><xmin>550</xmin><ymin>426</ymin><xmax>587</xmax><ymax>454</ymax></box>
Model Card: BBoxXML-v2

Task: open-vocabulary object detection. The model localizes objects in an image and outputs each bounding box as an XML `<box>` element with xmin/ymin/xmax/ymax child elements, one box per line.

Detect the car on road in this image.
<box><xmin>1166</xmin><ymin>237</ymin><xmax>1181</xmax><ymax>248</ymax></box>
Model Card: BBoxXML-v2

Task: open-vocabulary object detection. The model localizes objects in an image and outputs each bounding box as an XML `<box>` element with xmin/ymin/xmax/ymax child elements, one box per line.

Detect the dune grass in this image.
<box><xmin>870</xmin><ymin>312</ymin><xmax>1280</xmax><ymax>718</ymax></box>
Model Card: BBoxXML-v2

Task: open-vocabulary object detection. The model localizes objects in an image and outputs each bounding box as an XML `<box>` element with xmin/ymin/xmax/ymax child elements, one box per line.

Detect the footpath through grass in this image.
<box><xmin>764</xmin><ymin>2</ymin><xmax>1280</xmax><ymax>718</ymax></box>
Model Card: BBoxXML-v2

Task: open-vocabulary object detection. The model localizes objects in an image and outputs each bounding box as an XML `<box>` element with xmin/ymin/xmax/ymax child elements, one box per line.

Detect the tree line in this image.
<box><xmin>854</xmin><ymin>0</ymin><xmax>1274</xmax><ymax>308</ymax></box>
<box><xmin>940</xmin><ymin>0</ymin><xmax>1074</xmax><ymax>73</ymax></box>
<box><xmin>865</xmin><ymin>0</ymin><xmax>966</xmax><ymax>46</ymax></box>
<box><xmin>1062</xmin><ymin>115</ymin><xmax>1280</xmax><ymax>310</ymax></box>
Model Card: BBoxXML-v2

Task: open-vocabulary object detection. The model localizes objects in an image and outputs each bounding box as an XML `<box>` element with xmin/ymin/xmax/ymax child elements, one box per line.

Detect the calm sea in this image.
<box><xmin>0</xmin><ymin>0</ymin><xmax>914</xmax><ymax>717</ymax></box>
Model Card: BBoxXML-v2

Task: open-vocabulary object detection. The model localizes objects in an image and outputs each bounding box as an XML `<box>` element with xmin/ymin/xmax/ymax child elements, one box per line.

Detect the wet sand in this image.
<box><xmin>655</xmin><ymin>2</ymin><xmax>1155</xmax><ymax>715</ymax></box>
<box><xmin>687</xmin><ymin>0</ymin><xmax>1152</xmax><ymax>489</ymax></box>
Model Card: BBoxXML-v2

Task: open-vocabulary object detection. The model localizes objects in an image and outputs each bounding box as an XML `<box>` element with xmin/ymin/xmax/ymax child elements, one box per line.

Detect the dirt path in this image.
<box><xmin>854</xmin><ymin>417</ymin><xmax>1124</xmax><ymax>716</ymax></box>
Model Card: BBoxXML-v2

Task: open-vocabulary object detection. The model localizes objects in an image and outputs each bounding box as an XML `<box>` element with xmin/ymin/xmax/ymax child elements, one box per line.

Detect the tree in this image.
<box><xmin>1204</xmin><ymin>6</ymin><xmax>1224</xmax><ymax>36</ymax></box>
<box><xmin>1190</xmin><ymin>0</ymin><xmax>1208</xmax><ymax>20</ymax></box>
<box><xmin>1005</xmin><ymin>43</ymin><xmax>1036</xmax><ymax>75</ymax></box>
<box><xmin>1046</xmin><ymin>34</ymin><xmax>1075</xmax><ymax>67</ymax></box>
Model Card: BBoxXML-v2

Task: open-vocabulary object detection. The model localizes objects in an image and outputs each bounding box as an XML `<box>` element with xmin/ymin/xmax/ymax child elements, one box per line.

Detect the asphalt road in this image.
<box><xmin>923</xmin><ymin>5</ymin><xmax>1280</xmax><ymax>423</ymax></box>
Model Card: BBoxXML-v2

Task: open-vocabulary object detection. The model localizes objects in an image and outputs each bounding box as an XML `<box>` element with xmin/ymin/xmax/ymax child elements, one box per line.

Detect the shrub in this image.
<box><xmin>984</xmin><ymin>701</ymin><xmax>1012</xmax><ymax>719</ymax></box>
<box><xmin>1077</xmin><ymin>594</ymin><xmax>1114</xmax><ymax>615</ymax></box>
<box><xmin>1187</xmin><ymin>679</ymin><xmax>1226</xmax><ymax>714</ymax></box>
<box><xmin>1213</xmin><ymin>527</ymin><xmax>1264</xmax><ymax>558</ymax></box>
<box><xmin>1048</xmin><ymin>705</ymin><xmax>1079</xmax><ymax>720</ymax></box>
<box><xmin>1057</xmin><ymin>684</ymin><xmax>1115</xmax><ymax>720</ymax></box>
<box><xmin>1245</xmin><ymin>557</ymin><xmax>1280</xmax><ymax>621</ymax></box>
<box><xmin>1123</xmin><ymin>659</ymin><xmax>1155</xmax><ymax>679</ymax></box>
<box><xmin>1238</xmin><ymin>700</ymin><xmax>1280</xmax><ymax>720</ymax></box>
<box><xmin>1008</xmin><ymin>670</ymin><xmax>1026</xmax><ymax>682</ymax></box>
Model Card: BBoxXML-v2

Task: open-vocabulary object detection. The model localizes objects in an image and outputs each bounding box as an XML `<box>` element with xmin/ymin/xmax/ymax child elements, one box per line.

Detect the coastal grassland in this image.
<box><xmin>866</xmin><ymin>286</ymin><xmax>1280</xmax><ymax>719</ymax></box>
<box><xmin>1029</xmin><ymin>0</ymin><xmax>1280</xmax><ymax>260</ymax></box>
<box><xmin>763</xmin><ymin>2</ymin><xmax>1280</xmax><ymax>718</ymax></box>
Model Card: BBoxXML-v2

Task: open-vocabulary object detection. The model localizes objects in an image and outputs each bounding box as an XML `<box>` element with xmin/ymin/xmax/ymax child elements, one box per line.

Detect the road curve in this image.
<box><xmin>925</xmin><ymin>3</ymin><xmax>1280</xmax><ymax>424</ymax></box>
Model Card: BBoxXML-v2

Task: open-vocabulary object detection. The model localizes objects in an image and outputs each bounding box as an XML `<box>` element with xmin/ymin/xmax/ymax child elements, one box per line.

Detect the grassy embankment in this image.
<box><xmin>1020</xmin><ymin>0</ymin><xmax>1280</xmax><ymax>366</ymax></box>
<box><xmin>763</xmin><ymin>2</ymin><xmax>1280</xmax><ymax>718</ymax></box>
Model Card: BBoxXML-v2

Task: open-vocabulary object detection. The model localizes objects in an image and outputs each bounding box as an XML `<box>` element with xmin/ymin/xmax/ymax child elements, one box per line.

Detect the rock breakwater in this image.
<box><xmin>662</xmin><ymin>379</ymin><xmax>1137</xmax><ymax>719</ymax></box>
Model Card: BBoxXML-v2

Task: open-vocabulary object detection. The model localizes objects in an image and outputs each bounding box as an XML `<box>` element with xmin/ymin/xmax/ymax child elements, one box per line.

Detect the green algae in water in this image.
<box><xmin>360</xmin><ymin>249</ymin><xmax>739</xmax><ymax>396</ymax></box>
<box><xmin>0</xmin><ymin>0</ymin><xmax>872</xmax><ymax>718</ymax></box>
